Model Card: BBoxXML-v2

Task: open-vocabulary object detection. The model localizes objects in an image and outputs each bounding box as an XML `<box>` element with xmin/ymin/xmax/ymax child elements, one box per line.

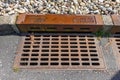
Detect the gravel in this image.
<box><xmin>0</xmin><ymin>0</ymin><xmax>120</xmax><ymax>16</ymax></box>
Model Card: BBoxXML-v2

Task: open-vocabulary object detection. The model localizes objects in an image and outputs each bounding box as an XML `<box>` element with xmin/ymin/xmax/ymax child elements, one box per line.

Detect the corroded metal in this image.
<box><xmin>14</xmin><ymin>33</ymin><xmax>105</xmax><ymax>70</ymax></box>
<box><xmin>16</xmin><ymin>14</ymin><xmax>103</xmax><ymax>33</ymax></box>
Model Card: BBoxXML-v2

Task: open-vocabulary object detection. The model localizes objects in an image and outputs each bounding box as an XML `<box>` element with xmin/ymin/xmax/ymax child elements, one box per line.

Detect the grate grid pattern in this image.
<box><xmin>14</xmin><ymin>34</ymin><xmax>105</xmax><ymax>69</ymax></box>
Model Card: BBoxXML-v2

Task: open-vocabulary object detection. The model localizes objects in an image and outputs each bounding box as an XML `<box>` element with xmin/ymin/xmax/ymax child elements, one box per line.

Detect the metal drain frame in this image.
<box><xmin>14</xmin><ymin>33</ymin><xmax>105</xmax><ymax>70</ymax></box>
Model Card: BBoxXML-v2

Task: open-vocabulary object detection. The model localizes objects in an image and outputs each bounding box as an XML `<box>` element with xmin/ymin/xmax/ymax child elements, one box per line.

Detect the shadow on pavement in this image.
<box><xmin>111</xmin><ymin>71</ymin><xmax>120</xmax><ymax>80</ymax></box>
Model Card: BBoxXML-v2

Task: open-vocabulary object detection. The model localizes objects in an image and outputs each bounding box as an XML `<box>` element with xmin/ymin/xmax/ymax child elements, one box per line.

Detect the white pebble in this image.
<box><xmin>116</xmin><ymin>0</ymin><xmax>120</xmax><ymax>3</ymax></box>
<box><xmin>8</xmin><ymin>11</ymin><xmax>15</xmax><ymax>15</ymax></box>
<box><xmin>99</xmin><ymin>0</ymin><xmax>104</xmax><ymax>2</ymax></box>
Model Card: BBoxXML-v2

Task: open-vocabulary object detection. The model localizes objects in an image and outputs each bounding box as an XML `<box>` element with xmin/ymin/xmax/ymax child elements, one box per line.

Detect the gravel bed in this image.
<box><xmin>0</xmin><ymin>0</ymin><xmax>120</xmax><ymax>16</ymax></box>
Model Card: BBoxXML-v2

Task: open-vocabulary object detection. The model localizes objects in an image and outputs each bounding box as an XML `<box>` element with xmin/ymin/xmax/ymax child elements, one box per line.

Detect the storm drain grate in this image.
<box><xmin>14</xmin><ymin>34</ymin><xmax>105</xmax><ymax>69</ymax></box>
<box><xmin>111</xmin><ymin>34</ymin><xmax>120</xmax><ymax>68</ymax></box>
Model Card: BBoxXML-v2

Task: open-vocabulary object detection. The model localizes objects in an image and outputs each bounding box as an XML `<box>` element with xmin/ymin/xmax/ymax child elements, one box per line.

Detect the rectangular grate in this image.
<box><xmin>14</xmin><ymin>33</ymin><xmax>105</xmax><ymax>70</ymax></box>
<box><xmin>111</xmin><ymin>33</ymin><xmax>120</xmax><ymax>68</ymax></box>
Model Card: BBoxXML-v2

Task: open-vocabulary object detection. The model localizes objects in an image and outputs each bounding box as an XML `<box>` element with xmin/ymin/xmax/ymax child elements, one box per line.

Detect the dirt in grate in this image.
<box><xmin>14</xmin><ymin>33</ymin><xmax>105</xmax><ymax>70</ymax></box>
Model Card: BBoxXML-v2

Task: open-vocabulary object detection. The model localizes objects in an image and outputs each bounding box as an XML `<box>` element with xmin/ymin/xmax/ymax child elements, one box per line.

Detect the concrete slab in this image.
<box><xmin>102</xmin><ymin>15</ymin><xmax>113</xmax><ymax>32</ymax></box>
<box><xmin>0</xmin><ymin>14</ymin><xmax>20</xmax><ymax>35</ymax></box>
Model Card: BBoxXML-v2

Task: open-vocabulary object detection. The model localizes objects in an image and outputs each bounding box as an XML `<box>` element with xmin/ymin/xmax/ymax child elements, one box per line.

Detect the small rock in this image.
<box><xmin>5</xmin><ymin>7</ymin><xmax>12</xmax><ymax>12</ymax></box>
<box><xmin>99</xmin><ymin>0</ymin><xmax>104</xmax><ymax>2</ymax></box>
<box><xmin>116</xmin><ymin>0</ymin><xmax>120</xmax><ymax>3</ymax></box>
<box><xmin>8</xmin><ymin>10</ymin><xmax>15</xmax><ymax>15</ymax></box>
<box><xmin>94</xmin><ymin>10</ymin><xmax>100</xmax><ymax>14</ymax></box>
<box><xmin>73</xmin><ymin>0</ymin><xmax>78</xmax><ymax>4</ymax></box>
<box><xmin>50</xmin><ymin>9</ymin><xmax>57</xmax><ymax>13</ymax></box>
<box><xmin>105</xmin><ymin>4</ymin><xmax>110</xmax><ymax>8</ymax></box>
<box><xmin>80</xmin><ymin>2</ymin><xmax>86</xmax><ymax>6</ymax></box>
<box><xmin>38</xmin><ymin>6</ymin><xmax>43</xmax><ymax>11</ymax></box>
<box><xmin>93</xmin><ymin>5</ymin><xmax>98</xmax><ymax>10</ymax></box>
<box><xmin>15</xmin><ymin>9</ymin><xmax>26</xmax><ymax>13</ymax></box>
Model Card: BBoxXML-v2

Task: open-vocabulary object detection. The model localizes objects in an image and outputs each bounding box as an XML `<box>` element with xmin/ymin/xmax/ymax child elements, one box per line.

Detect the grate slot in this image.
<box><xmin>30</xmin><ymin>62</ymin><xmax>38</xmax><ymax>66</ymax></box>
<box><xmin>20</xmin><ymin>62</ymin><xmax>28</xmax><ymax>66</ymax></box>
<box><xmin>71</xmin><ymin>63</ymin><xmax>80</xmax><ymax>65</ymax></box>
<box><xmin>31</xmin><ymin>54</ymin><xmax>39</xmax><ymax>56</ymax></box>
<box><xmin>22</xmin><ymin>54</ymin><xmax>29</xmax><ymax>56</ymax></box>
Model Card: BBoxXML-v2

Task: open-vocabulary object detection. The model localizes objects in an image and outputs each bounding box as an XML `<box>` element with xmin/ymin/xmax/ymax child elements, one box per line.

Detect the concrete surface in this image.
<box><xmin>102</xmin><ymin>15</ymin><xmax>113</xmax><ymax>32</ymax></box>
<box><xmin>0</xmin><ymin>33</ymin><xmax>120</xmax><ymax>80</ymax></box>
<box><xmin>0</xmin><ymin>14</ymin><xmax>19</xmax><ymax>35</ymax></box>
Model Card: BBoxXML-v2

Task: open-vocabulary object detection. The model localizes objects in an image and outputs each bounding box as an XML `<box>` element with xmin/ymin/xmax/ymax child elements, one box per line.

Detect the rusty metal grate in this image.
<box><xmin>14</xmin><ymin>34</ymin><xmax>105</xmax><ymax>69</ymax></box>
<box><xmin>111</xmin><ymin>34</ymin><xmax>120</xmax><ymax>68</ymax></box>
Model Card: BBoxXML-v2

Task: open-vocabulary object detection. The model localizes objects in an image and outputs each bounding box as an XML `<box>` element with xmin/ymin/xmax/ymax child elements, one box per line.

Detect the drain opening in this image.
<box><xmin>23</xmin><ymin>49</ymin><xmax>30</xmax><ymax>52</ymax></box>
<box><xmin>51</xmin><ymin>54</ymin><xmax>59</xmax><ymax>56</ymax></box>
<box><xmin>31</xmin><ymin>58</ymin><xmax>38</xmax><ymax>61</ymax></box>
<box><xmin>81</xmin><ymin>58</ymin><xmax>89</xmax><ymax>61</ymax></box>
<box><xmin>90</xmin><ymin>54</ymin><xmax>98</xmax><ymax>56</ymax></box>
<box><xmin>30</xmin><ymin>62</ymin><xmax>38</xmax><ymax>66</ymax></box>
<box><xmin>82</xmin><ymin>63</ymin><xmax>90</xmax><ymax>66</ymax></box>
<box><xmin>41</xmin><ymin>58</ymin><xmax>49</xmax><ymax>61</ymax></box>
<box><xmin>70</xmin><ymin>46</ymin><xmax>78</xmax><ymax>48</ymax></box>
<box><xmin>80</xmin><ymin>50</ymin><xmax>88</xmax><ymax>52</ymax></box>
<box><xmin>92</xmin><ymin>63</ymin><xmax>100</xmax><ymax>66</ymax></box>
<box><xmin>24</xmin><ymin>46</ymin><xmax>30</xmax><ymax>48</ymax></box>
<box><xmin>61</xmin><ymin>63</ymin><xmax>69</xmax><ymax>65</ymax></box>
<box><xmin>50</xmin><ymin>63</ymin><xmax>59</xmax><ymax>65</ymax></box>
<box><xmin>61</xmin><ymin>58</ymin><xmax>69</xmax><ymax>61</ymax></box>
<box><xmin>22</xmin><ymin>54</ymin><xmax>29</xmax><ymax>56</ymax></box>
<box><xmin>71</xmin><ymin>63</ymin><xmax>80</xmax><ymax>65</ymax></box>
<box><xmin>71</xmin><ymin>50</ymin><xmax>78</xmax><ymax>52</ymax></box>
<box><xmin>43</xmin><ymin>39</ymin><xmax>49</xmax><ymax>41</ymax></box>
<box><xmin>42</xmin><ymin>50</ymin><xmax>49</xmax><ymax>52</ymax></box>
<box><xmin>81</xmin><ymin>54</ymin><xmax>88</xmax><ymax>56</ymax></box>
<box><xmin>42</xmin><ymin>46</ymin><xmax>49</xmax><ymax>48</ymax></box>
<box><xmin>40</xmin><ymin>63</ymin><xmax>48</xmax><ymax>65</ymax></box>
<box><xmin>71</xmin><ymin>58</ymin><xmax>79</xmax><ymax>61</ymax></box>
<box><xmin>21</xmin><ymin>58</ymin><xmax>29</xmax><ymax>61</ymax></box>
<box><xmin>31</xmin><ymin>54</ymin><xmax>39</xmax><ymax>56</ymax></box>
<box><xmin>32</xmin><ymin>50</ymin><xmax>39</xmax><ymax>52</ymax></box>
<box><xmin>51</xmin><ymin>58</ymin><xmax>59</xmax><ymax>61</ymax></box>
<box><xmin>41</xmin><ymin>54</ymin><xmax>49</xmax><ymax>56</ymax></box>
<box><xmin>24</xmin><ymin>42</ymin><xmax>31</xmax><ymax>44</ymax></box>
<box><xmin>71</xmin><ymin>54</ymin><xmax>79</xmax><ymax>56</ymax></box>
<box><xmin>20</xmin><ymin>62</ymin><xmax>28</xmax><ymax>66</ymax></box>
<box><xmin>70</xmin><ymin>42</ymin><xmax>77</xmax><ymax>44</ymax></box>
<box><xmin>91</xmin><ymin>58</ymin><xmax>99</xmax><ymax>61</ymax></box>
<box><xmin>51</xmin><ymin>46</ymin><xmax>59</xmax><ymax>48</ymax></box>
<box><xmin>51</xmin><ymin>50</ymin><xmax>59</xmax><ymax>52</ymax></box>
<box><xmin>80</xmin><ymin>46</ymin><xmax>87</xmax><ymax>48</ymax></box>
<box><xmin>61</xmin><ymin>54</ymin><xmax>69</xmax><ymax>56</ymax></box>
<box><xmin>61</xmin><ymin>46</ymin><xmax>68</xmax><ymax>48</ymax></box>
<box><xmin>61</xmin><ymin>50</ymin><xmax>69</xmax><ymax>52</ymax></box>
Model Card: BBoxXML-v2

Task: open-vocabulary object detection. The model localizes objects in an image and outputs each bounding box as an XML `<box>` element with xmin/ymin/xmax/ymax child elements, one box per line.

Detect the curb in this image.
<box><xmin>0</xmin><ymin>14</ymin><xmax>120</xmax><ymax>34</ymax></box>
